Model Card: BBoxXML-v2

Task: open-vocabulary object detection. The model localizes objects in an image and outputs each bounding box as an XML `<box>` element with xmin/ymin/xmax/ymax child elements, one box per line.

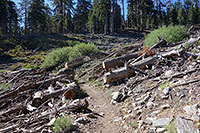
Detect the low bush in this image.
<box><xmin>53</xmin><ymin>116</ymin><xmax>72</xmax><ymax>133</ymax></box>
<box><xmin>41</xmin><ymin>43</ymin><xmax>99</xmax><ymax>70</ymax></box>
<box><xmin>145</xmin><ymin>25</ymin><xmax>189</xmax><ymax>47</ymax></box>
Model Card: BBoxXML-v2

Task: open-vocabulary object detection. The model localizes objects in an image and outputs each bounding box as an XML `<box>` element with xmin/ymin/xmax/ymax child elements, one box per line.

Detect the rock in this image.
<box><xmin>183</xmin><ymin>104</ymin><xmax>198</xmax><ymax>116</ymax></box>
<box><xmin>156</xmin><ymin>128</ymin><xmax>166</xmax><ymax>133</ymax></box>
<box><xmin>160</xmin><ymin>104</ymin><xmax>170</xmax><ymax>110</ymax></box>
<box><xmin>47</xmin><ymin>117</ymin><xmax>56</xmax><ymax>126</ymax></box>
<box><xmin>146</xmin><ymin>101</ymin><xmax>154</xmax><ymax>109</ymax></box>
<box><xmin>123</xmin><ymin>125</ymin><xmax>129</xmax><ymax>130</ymax></box>
<box><xmin>152</xmin><ymin>117</ymin><xmax>173</xmax><ymax>127</ymax></box>
<box><xmin>112</xmin><ymin>92</ymin><xmax>123</xmax><ymax>102</ymax></box>
<box><xmin>123</xmin><ymin>114</ymin><xmax>131</xmax><ymax>120</ymax></box>
<box><xmin>136</xmin><ymin>110</ymin><xmax>142</xmax><ymax>116</ymax></box>
<box><xmin>41</xmin><ymin>129</ymin><xmax>49</xmax><ymax>133</ymax></box>
<box><xmin>161</xmin><ymin>95</ymin><xmax>169</xmax><ymax>99</ymax></box>
<box><xmin>151</xmin><ymin>110</ymin><xmax>160</xmax><ymax>117</ymax></box>
<box><xmin>163</xmin><ymin>87</ymin><xmax>171</xmax><ymax>95</ymax></box>
<box><xmin>113</xmin><ymin>116</ymin><xmax>122</xmax><ymax>122</ymax></box>
<box><xmin>197</xmin><ymin>94</ymin><xmax>200</xmax><ymax>101</ymax></box>
<box><xmin>145</xmin><ymin>117</ymin><xmax>155</xmax><ymax>125</ymax></box>
<box><xmin>165</xmin><ymin>70</ymin><xmax>175</xmax><ymax>77</ymax></box>
<box><xmin>138</xmin><ymin>94</ymin><xmax>150</xmax><ymax>105</ymax></box>
<box><xmin>99</xmin><ymin>112</ymin><xmax>104</xmax><ymax>116</ymax></box>
<box><xmin>148</xmin><ymin>128</ymin><xmax>156</xmax><ymax>133</ymax></box>
<box><xmin>74</xmin><ymin>117</ymin><xmax>90</xmax><ymax>125</ymax></box>
<box><xmin>134</xmin><ymin>106</ymin><xmax>143</xmax><ymax>111</ymax></box>
<box><xmin>177</xmin><ymin>116</ymin><xmax>199</xmax><ymax>133</ymax></box>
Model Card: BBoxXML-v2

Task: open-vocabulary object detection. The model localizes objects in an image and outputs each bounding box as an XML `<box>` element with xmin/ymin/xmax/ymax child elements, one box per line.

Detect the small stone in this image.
<box><xmin>127</xmin><ymin>109</ymin><xmax>132</xmax><ymax>114</ymax></box>
<box><xmin>145</xmin><ymin>117</ymin><xmax>155</xmax><ymax>125</ymax></box>
<box><xmin>163</xmin><ymin>87</ymin><xmax>171</xmax><ymax>95</ymax></box>
<box><xmin>99</xmin><ymin>112</ymin><xmax>104</xmax><ymax>116</ymax></box>
<box><xmin>197</xmin><ymin>94</ymin><xmax>200</xmax><ymax>101</ymax></box>
<box><xmin>148</xmin><ymin>128</ymin><xmax>156</xmax><ymax>133</ymax></box>
<box><xmin>41</xmin><ymin>129</ymin><xmax>49</xmax><ymax>133</ymax></box>
<box><xmin>112</xmin><ymin>92</ymin><xmax>123</xmax><ymax>102</ymax></box>
<box><xmin>156</xmin><ymin>128</ymin><xmax>166</xmax><ymax>133</ymax></box>
<box><xmin>123</xmin><ymin>125</ymin><xmax>129</xmax><ymax>130</ymax></box>
<box><xmin>123</xmin><ymin>114</ymin><xmax>131</xmax><ymax>120</ymax></box>
<box><xmin>151</xmin><ymin>110</ymin><xmax>160</xmax><ymax>117</ymax></box>
<box><xmin>160</xmin><ymin>104</ymin><xmax>170</xmax><ymax>110</ymax></box>
<box><xmin>136</xmin><ymin>110</ymin><xmax>142</xmax><ymax>116</ymax></box>
<box><xmin>134</xmin><ymin>106</ymin><xmax>142</xmax><ymax>111</ymax></box>
<box><xmin>152</xmin><ymin>117</ymin><xmax>173</xmax><ymax>127</ymax></box>
<box><xmin>183</xmin><ymin>104</ymin><xmax>198</xmax><ymax>115</ymax></box>
<box><xmin>165</xmin><ymin>70</ymin><xmax>174</xmax><ymax>77</ymax></box>
<box><xmin>113</xmin><ymin>116</ymin><xmax>122</xmax><ymax>122</ymax></box>
<box><xmin>146</xmin><ymin>101</ymin><xmax>154</xmax><ymax>109</ymax></box>
<box><xmin>161</xmin><ymin>95</ymin><xmax>169</xmax><ymax>99</ymax></box>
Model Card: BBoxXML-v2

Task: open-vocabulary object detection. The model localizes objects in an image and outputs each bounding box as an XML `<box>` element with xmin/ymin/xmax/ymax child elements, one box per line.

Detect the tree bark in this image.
<box><xmin>102</xmin><ymin>52</ymin><xmax>138</xmax><ymax>70</ymax></box>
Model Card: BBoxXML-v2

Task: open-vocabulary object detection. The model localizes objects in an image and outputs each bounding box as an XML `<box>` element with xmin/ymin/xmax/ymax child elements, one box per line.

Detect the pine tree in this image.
<box><xmin>51</xmin><ymin>0</ymin><xmax>74</xmax><ymax>34</ymax></box>
<box><xmin>18</xmin><ymin>0</ymin><xmax>30</xmax><ymax>35</ymax></box>
<box><xmin>0</xmin><ymin>0</ymin><xmax>8</xmax><ymax>35</ymax></box>
<box><xmin>28</xmin><ymin>0</ymin><xmax>48</xmax><ymax>34</ymax></box>
<box><xmin>73</xmin><ymin>0</ymin><xmax>92</xmax><ymax>33</ymax></box>
<box><xmin>7</xmin><ymin>0</ymin><xmax>18</xmax><ymax>35</ymax></box>
<box><xmin>87</xmin><ymin>0</ymin><xmax>111</xmax><ymax>33</ymax></box>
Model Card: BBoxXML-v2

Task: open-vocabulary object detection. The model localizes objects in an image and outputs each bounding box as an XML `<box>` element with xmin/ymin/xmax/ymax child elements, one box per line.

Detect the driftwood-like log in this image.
<box><xmin>104</xmin><ymin>66</ymin><xmax>135</xmax><ymax>84</ymax></box>
<box><xmin>43</xmin><ymin>82</ymin><xmax>79</xmax><ymax>100</ymax></box>
<box><xmin>102</xmin><ymin>52</ymin><xmax>138</xmax><ymax>70</ymax></box>
<box><xmin>127</xmin><ymin>39</ymin><xmax>166</xmax><ymax>65</ymax></box>
<box><xmin>130</xmin><ymin>56</ymin><xmax>158</xmax><ymax>69</ymax></box>
<box><xmin>65</xmin><ymin>56</ymin><xmax>91</xmax><ymax>69</ymax></box>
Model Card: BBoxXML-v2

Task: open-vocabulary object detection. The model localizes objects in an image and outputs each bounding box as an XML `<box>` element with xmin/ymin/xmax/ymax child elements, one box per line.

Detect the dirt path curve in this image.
<box><xmin>80</xmin><ymin>83</ymin><xmax>128</xmax><ymax>133</ymax></box>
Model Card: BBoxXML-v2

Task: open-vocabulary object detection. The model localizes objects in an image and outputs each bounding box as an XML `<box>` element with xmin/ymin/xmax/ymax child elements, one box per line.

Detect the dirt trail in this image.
<box><xmin>80</xmin><ymin>83</ymin><xmax>129</xmax><ymax>133</ymax></box>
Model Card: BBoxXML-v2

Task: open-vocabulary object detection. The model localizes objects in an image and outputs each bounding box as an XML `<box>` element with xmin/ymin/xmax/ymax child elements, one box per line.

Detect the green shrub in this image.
<box><xmin>145</xmin><ymin>25</ymin><xmax>189</xmax><ymax>47</ymax></box>
<box><xmin>41</xmin><ymin>47</ymin><xmax>72</xmax><ymax>69</ymax></box>
<box><xmin>41</xmin><ymin>43</ymin><xmax>99</xmax><ymax>69</ymax></box>
<box><xmin>0</xmin><ymin>83</ymin><xmax>12</xmax><ymax>92</ymax></box>
<box><xmin>68</xmin><ymin>43</ymin><xmax>99</xmax><ymax>61</ymax></box>
<box><xmin>53</xmin><ymin>116</ymin><xmax>72</xmax><ymax>133</ymax></box>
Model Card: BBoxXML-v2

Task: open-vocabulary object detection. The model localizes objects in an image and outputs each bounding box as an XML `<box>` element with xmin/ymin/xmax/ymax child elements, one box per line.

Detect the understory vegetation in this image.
<box><xmin>53</xmin><ymin>116</ymin><xmax>72</xmax><ymax>133</ymax></box>
<box><xmin>145</xmin><ymin>26</ymin><xmax>189</xmax><ymax>47</ymax></box>
<box><xmin>41</xmin><ymin>43</ymin><xmax>99</xmax><ymax>70</ymax></box>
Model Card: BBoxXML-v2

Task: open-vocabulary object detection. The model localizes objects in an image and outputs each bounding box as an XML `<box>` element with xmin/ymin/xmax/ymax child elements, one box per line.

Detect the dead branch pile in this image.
<box><xmin>0</xmin><ymin>68</ymin><xmax>89</xmax><ymax>132</ymax></box>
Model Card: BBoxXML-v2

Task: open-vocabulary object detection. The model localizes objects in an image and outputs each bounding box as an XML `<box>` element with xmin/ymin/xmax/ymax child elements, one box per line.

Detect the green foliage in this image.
<box><xmin>165</xmin><ymin>120</ymin><xmax>177</xmax><ymax>133</ymax></box>
<box><xmin>145</xmin><ymin>25</ymin><xmax>189</xmax><ymax>47</ymax></box>
<box><xmin>41</xmin><ymin>43</ymin><xmax>99</xmax><ymax>69</ymax></box>
<box><xmin>41</xmin><ymin>47</ymin><xmax>72</xmax><ymax>69</ymax></box>
<box><xmin>53</xmin><ymin>116</ymin><xmax>72</xmax><ymax>133</ymax></box>
<box><xmin>159</xmin><ymin>81</ymin><xmax>169</xmax><ymax>90</ymax></box>
<box><xmin>128</xmin><ymin>121</ymin><xmax>138</xmax><ymax>129</ymax></box>
<box><xmin>0</xmin><ymin>83</ymin><xmax>11</xmax><ymax>92</ymax></box>
<box><xmin>0</xmin><ymin>70</ymin><xmax>8</xmax><ymax>73</ymax></box>
<box><xmin>68</xmin><ymin>43</ymin><xmax>98</xmax><ymax>61</ymax></box>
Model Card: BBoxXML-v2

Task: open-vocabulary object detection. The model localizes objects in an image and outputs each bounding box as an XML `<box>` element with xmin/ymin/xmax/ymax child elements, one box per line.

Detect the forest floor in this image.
<box><xmin>80</xmin><ymin>83</ymin><xmax>129</xmax><ymax>133</ymax></box>
<box><xmin>1</xmin><ymin>30</ymin><xmax>200</xmax><ymax>133</ymax></box>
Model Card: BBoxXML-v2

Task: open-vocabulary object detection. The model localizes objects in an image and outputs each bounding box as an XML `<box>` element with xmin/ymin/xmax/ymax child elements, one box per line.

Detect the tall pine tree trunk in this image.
<box><xmin>104</xmin><ymin>7</ymin><xmax>109</xmax><ymax>34</ymax></box>
<box><xmin>59</xmin><ymin>0</ymin><xmax>64</xmax><ymax>34</ymax></box>
<box><xmin>121</xmin><ymin>0</ymin><xmax>125</xmax><ymax>29</ymax></box>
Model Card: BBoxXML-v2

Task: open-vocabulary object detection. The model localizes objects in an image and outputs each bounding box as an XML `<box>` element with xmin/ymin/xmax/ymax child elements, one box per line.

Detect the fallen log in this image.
<box><xmin>65</xmin><ymin>56</ymin><xmax>91</xmax><ymax>69</ymax></box>
<box><xmin>104</xmin><ymin>66</ymin><xmax>135</xmax><ymax>84</ymax></box>
<box><xmin>130</xmin><ymin>56</ymin><xmax>158</xmax><ymax>69</ymax></box>
<box><xmin>127</xmin><ymin>39</ymin><xmax>166</xmax><ymax>65</ymax></box>
<box><xmin>102</xmin><ymin>52</ymin><xmax>138</xmax><ymax>70</ymax></box>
